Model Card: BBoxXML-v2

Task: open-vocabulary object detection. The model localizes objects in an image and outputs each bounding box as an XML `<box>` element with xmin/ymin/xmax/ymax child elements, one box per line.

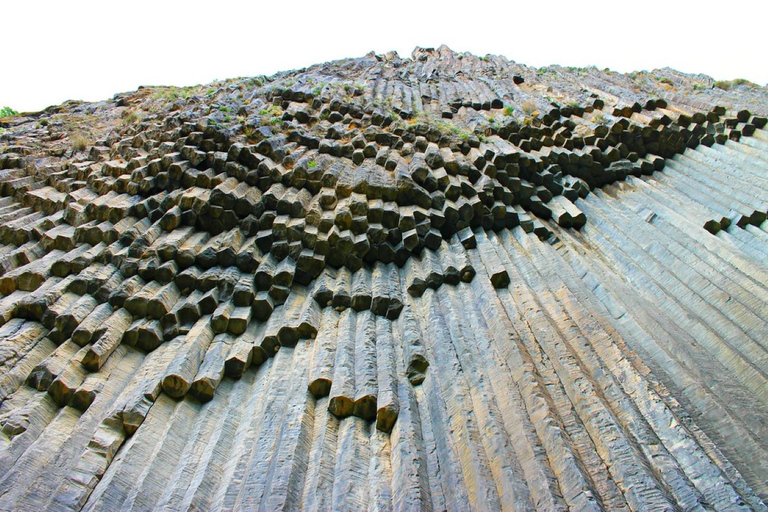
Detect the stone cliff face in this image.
<box><xmin>1</xmin><ymin>45</ymin><xmax>767</xmax><ymax>510</ymax></box>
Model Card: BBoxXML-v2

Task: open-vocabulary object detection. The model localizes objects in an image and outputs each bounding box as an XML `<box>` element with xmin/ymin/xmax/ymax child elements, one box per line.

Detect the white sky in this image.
<box><xmin>2</xmin><ymin>0</ymin><xmax>764</xmax><ymax>112</ymax></box>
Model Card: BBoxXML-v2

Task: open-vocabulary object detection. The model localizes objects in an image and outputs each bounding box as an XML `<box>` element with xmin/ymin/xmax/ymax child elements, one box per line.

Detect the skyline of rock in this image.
<box><xmin>1</xmin><ymin>46</ymin><xmax>767</xmax><ymax>510</ymax></box>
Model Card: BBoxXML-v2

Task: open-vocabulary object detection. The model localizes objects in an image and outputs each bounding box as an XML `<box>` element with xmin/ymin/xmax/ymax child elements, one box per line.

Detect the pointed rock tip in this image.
<box><xmin>410</xmin><ymin>45</ymin><xmax>460</xmax><ymax>61</ymax></box>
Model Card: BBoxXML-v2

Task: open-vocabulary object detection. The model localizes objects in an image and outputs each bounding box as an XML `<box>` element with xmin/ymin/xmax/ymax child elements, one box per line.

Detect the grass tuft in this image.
<box><xmin>715</xmin><ymin>78</ymin><xmax>754</xmax><ymax>90</ymax></box>
<box><xmin>71</xmin><ymin>133</ymin><xmax>90</xmax><ymax>152</ymax></box>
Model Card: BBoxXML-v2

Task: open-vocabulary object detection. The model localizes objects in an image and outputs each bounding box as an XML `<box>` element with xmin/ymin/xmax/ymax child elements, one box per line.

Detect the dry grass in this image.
<box><xmin>121</xmin><ymin>109</ymin><xmax>141</xmax><ymax>125</ymax></box>
<box><xmin>521</xmin><ymin>100</ymin><xmax>537</xmax><ymax>115</ymax></box>
<box><xmin>71</xmin><ymin>133</ymin><xmax>90</xmax><ymax>152</ymax></box>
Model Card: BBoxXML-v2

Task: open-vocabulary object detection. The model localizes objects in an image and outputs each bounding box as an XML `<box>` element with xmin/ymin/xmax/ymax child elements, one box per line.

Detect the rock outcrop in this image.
<box><xmin>1</xmin><ymin>45</ymin><xmax>768</xmax><ymax>510</ymax></box>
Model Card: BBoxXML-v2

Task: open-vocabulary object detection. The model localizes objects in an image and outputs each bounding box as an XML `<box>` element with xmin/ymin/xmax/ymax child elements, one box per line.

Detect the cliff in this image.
<box><xmin>1</xmin><ymin>46</ymin><xmax>767</xmax><ymax>510</ymax></box>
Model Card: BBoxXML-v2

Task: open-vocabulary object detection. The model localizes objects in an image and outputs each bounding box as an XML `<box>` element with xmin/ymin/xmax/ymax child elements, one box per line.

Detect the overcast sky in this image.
<box><xmin>3</xmin><ymin>0</ymin><xmax>764</xmax><ymax>112</ymax></box>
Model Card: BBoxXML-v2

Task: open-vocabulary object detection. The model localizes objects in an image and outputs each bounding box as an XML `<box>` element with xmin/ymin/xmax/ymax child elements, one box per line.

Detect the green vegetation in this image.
<box><xmin>714</xmin><ymin>80</ymin><xmax>731</xmax><ymax>90</ymax></box>
<box><xmin>152</xmin><ymin>86</ymin><xmax>198</xmax><ymax>101</ymax></box>
<box><xmin>307</xmin><ymin>161</ymin><xmax>318</xmax><ymax>168</ymax></box>
<box><xmin>121</xmin><ymin>109</ymin><xmax>141</xmax><ymax>125</ymax></box>
<box><xmin>243</xmin><ymin>124</ymin><xmax>257</xmax><ymax>140</ymax></box>
<box><xmin>258</xmin><ymin>104</ymin><xmax>283</xmax><ymax>125</ymax></box>
<box><xmin>435</xmin><ymin>119</ymin><xmax>472</xmax><ymax>140</ymax></box>
<box><xmin>257</xmin><ymin>104</ymin><xmax>282</xmax><ymax>116</ymax></box>
<box><xmin>731</xmin><ymin>78</ymin><xmax>752</xmax><ymax>87</ymax></box>
<box><xmin>246</xmin><ymin>77</ymin><xmax>265</xmax><ymax>88</ymax></box>
<box><xmin>693</xmin><ymin>83</ymin><xmax>710</xmax><ymax>92</ymax></box>
<box><xmin>207</xmin><ymin>118</ymin><xmax>223</xmax><ymax>129</ymax></box>
<box><xmin>0</xmin><ymin>106</ymin><xmax>18</xmax><ymax>118</ymax></box>
<box><xmin>409</xmin><ymin>112</ymin><xmax>472</xmax><ymax>140</ymax></box>
<box><xmin>503</xmin><ymin>106</ymin><xmax>515</xmax><ymax>116</ymax></box>
<box><xmin>714</xmin><ymin>78</ymin><xmax>754</xmax><ymax>90</ymax></box>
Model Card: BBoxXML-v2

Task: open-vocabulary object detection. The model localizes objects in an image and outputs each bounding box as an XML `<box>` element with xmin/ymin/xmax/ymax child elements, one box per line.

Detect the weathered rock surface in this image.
<box><xmin>0</xmin><ymin>45</ymin><xmax>767</xmax><ymax>510</ymax></box>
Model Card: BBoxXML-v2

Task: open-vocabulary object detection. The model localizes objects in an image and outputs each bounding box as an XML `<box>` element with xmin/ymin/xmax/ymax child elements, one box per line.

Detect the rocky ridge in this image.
<box><xmin>0</xmin><ymin>46</ymin><xmax>767</xmax><ymax>510</ymax></box>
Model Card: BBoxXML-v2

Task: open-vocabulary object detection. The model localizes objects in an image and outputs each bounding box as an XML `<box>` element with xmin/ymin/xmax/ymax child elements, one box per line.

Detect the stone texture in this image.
<box><xmin>0</xmin><ymin>46</ymin><xmax>767</xmax><ymax>510</ymax></box>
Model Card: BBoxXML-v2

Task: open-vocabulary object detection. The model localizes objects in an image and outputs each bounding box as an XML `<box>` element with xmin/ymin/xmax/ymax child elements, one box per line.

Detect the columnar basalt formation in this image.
<box><xmin>1</xmin><ymin>46</ymin><xmax>768</xmax><ymax>510</ymax></box>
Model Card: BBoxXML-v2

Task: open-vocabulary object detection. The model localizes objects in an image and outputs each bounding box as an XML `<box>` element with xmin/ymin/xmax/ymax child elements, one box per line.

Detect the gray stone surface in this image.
<box><xmin>0</xmin><ymin>46</ymin><xmax>767</xmax><ymax>510</ymax></box>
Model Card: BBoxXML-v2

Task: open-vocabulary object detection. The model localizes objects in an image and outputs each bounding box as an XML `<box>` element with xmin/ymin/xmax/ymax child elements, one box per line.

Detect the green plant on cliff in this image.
<box><xmin>242</xmin><ymin>123</ymin><xmax>261</xmax><ymax>142</ymax></box>
<box><xmin>714</xmin><ymin>80</ymin><xmax>731</xmax><ymax>90</ymax></box>
<box><xmin>121</xmin><ymin>109</ymin><xmax>141</xmax><ymax>125</ymax></box>
<box><xmin>715</xmin><ymin>78</ymin><xmax>754</xmax><ymax>90</ymax></box>
<box><xmin>433</xmin><ymin>120</ymin><xmax>472</xmax><ymax>141</ymax></box>
<box><xmin>247</xmin><ymin>77</ymin><xmax>264</xmax><ymax>88</ymax></box>
<box><xmin>0</xmin><ymin>106</ymin><xmax>18</xmax><ymax>118</ymax></box>
<box><xmin>152</xmin><ymin>86</ymin><xmax>197</xmax><ymax>102</ymax></box>
<box><xmin>258</xmin><ymin>104</ymin><xmax>283</xmax><ymax>126</ymax></box>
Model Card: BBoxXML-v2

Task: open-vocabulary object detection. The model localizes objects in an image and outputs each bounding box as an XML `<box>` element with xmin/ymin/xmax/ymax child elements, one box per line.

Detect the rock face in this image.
<box><xmin>1</xmin><ymin>45</ymin><xmax>768</xmax><ymax>510</ymax></box>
